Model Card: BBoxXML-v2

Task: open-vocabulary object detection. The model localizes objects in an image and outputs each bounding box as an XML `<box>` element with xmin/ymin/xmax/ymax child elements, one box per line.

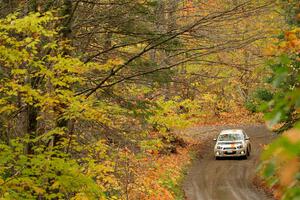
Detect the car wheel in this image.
<box><xmin>215</xmin><ymin>156</ymin><xmax>219</xmax><ymax>160</ymax></box>
<box><xmin>247</xmin><ymin>148</ymin><xmax>250</xmax><ymax>157</ymax></box>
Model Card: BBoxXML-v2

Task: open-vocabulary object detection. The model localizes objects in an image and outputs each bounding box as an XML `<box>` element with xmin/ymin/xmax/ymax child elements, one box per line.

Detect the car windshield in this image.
<box><xmin>218</xmin><ymin>133</ymin><xmax>243</xmax><ymax>141</ymax></box>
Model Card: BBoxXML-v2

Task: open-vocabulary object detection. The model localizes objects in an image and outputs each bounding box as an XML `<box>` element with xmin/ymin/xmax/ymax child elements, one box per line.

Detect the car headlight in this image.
<box><xmin>217</xmin><ymin>145</ymin><xmax>222</xmax><ymax>149</ymax></box>
<box><xmin>236</xmin><ymin>144</ymin><xmax>243</xmax><ymax>149</ymax></box>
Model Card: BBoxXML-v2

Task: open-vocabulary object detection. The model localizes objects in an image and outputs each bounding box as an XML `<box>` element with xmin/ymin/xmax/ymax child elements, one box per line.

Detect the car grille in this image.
<box><xmin>223</xmin><ymin>147</ymin><xmax>236</xmax><ymax>150</ymax></box>
<box><xmin>224</xmin><ymin>151</ymin><xmax>236</xmax><ymax>155</ymax></box>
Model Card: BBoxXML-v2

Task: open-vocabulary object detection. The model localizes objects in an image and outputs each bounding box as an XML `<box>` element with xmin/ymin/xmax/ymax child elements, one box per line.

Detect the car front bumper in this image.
<box><xmin>214</xmin><ymin>148</ymin><xmax>247</xmax><ymax>157</ymax></box>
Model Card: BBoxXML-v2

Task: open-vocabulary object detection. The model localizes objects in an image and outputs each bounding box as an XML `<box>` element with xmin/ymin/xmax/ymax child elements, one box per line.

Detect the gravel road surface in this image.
<box><xmin>183</xmin><ymin>124</ymin><xmax>275</xmax><ymax>200</ymax></box>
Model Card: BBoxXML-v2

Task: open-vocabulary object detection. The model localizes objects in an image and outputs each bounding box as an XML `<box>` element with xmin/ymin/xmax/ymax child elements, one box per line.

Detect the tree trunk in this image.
<box><xmin>61</xmin><ymin>0</ymin><xmax>73</xmax><ymax>40</ymax></box>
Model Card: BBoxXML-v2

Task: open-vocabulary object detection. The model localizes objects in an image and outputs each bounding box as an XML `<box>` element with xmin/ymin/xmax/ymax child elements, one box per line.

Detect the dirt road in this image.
<box><xmin>183</xmin><ymin>124</ymin><xmax>275</xmax><ymax>200</ymax></box>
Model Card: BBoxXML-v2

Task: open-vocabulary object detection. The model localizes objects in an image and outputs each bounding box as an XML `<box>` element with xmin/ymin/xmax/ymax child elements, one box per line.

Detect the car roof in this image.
<box><xmin>219</xmin><ymin>129</ymin><xmax>244</xmax><ymax>135</ymax></box>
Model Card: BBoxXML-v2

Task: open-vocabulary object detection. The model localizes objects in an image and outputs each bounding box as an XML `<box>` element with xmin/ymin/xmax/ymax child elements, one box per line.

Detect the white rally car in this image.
<box><xmin>214</xmin><ymin>129</ymin><xmax>251</xmax><ymax>160</ymax></box>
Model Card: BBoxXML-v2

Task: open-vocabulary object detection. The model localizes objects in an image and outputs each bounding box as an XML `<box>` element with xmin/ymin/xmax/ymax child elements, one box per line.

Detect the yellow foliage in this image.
<box><xmin>283</xmin><ymin>129</ymin><xmax>300</xmax><ymax>143</ymax></box>
<box><xmin>279</xmin><ymin>158</ymin><xmax>299</xmax><ymax>187</ymax></box>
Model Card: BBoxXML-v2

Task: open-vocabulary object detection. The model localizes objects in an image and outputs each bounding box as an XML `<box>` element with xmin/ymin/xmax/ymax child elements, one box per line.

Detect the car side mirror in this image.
<box><xmin>245</xmin><ymin>137</ymin><xmax>250</xmax><ymax>140</ymax></box>
<box><xmin>213</xmin><ymin>138</ymin><xmax>217</xmax><ymax>141</ymax></box>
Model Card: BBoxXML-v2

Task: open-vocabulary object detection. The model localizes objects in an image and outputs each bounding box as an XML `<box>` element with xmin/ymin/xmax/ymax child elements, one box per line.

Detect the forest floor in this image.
<box><xmin>181</xmin><ymin>124</ymin><xmax>276</xmax><ymax>200</ymax></box>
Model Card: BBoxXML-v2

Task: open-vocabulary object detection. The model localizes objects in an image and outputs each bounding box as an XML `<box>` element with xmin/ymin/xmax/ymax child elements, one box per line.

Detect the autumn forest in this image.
<box><xmin>1</xmin><ymin>0</ymin><xmax>300</xmax><ymax>199</ymax></box>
